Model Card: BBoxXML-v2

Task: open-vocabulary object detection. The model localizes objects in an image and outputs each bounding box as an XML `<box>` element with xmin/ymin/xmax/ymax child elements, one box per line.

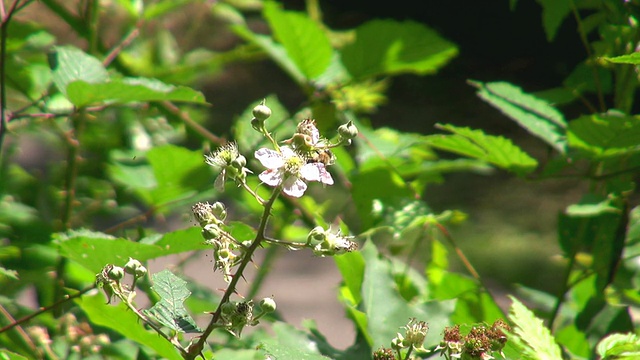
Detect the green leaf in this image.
<box><xmin>0</xmin><ymin>266</ymin><xmax>18</xmax><ymax>280</ymax></box>
<box><xmin>0</xmin><ymin>349</ymin><xmax>28</xmax><ymax>360</ymax></box>
<box><xmin>602</xmin><ymin>52</ymin><xmax>640</xmax><ymax>65</ymax></box>
<box><xmin>263</xmin><ymin>1</ymin><xmax>332</xmax><ymax>80</ymax></box>
<box><xmin>48</xmin><ymin>45</ymin><xmax>108</xmax><ymax>95</ymax></box>
<box><xmin>597</xmin><ymin>333</ymin><xmax>640</xmax><ymax>359</ymax></box>
<box><xmin>360</xmin><ymin>241</ymin><xmax>454</xmax><ymax>349</ymax></box>
<box><xmin>260</xmin><ymin>322</ymin><xmax>332</xmax><ymax>360</ymax></box>
<box><xmin>425</xmin><ymin>124</ymin><xmax>538</xmax><ymax>176</ymax></box>
<box><xmin>565</xmin><ymin>194</ymin><xmax>621</xmax><ymax>217</ymax></box>
<box><xmin>342</xmin><ymin>19</ymin><xmax>458</xmax><ymax>79</ymax></box>
<box><xmin>65</xmin><ymin>77</ymin><xmax>208</xmax><ymax>107</ymax></box>
<box><xmin>536</xmin><ymin>0</ymin><xmax>572</xmax><ymax>42</ymax></box>
<box><xmin>144</xmin><ymin>270</ymin><xmax>201</xmax><ymax>333</ymax></box>
<box><xmin>471</xmin><ymin>81</ymin><xmax>567</xmax><ymax>152</ymax></box>
<box><xmin>77</xmin><ymin>292</ymin><xmax>182</xmax><ymax>359</ymax></box>
<box><xmin>54</xmin><ymin>227</ymin><xmax>208</xmax><ymax>273</ymax></box>
<box><xmin>507</xmin><ymin>296</ymin><xmax>563</xmax><ymax>360</ymax></box>
<box><xmin>567</xmin><ymin>113</ymin><xmax>640</xmax><ymax>159</ymax></box>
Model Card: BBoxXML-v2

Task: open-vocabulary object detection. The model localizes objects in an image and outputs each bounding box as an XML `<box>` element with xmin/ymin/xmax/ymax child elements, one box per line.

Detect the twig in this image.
<box><xmin>103</xmin><ymin>26</ymin><xmax>140</xmax><ymax>67</ymax></box>
<box><xmin>0</xmin><ymin>286</ymin><xmax>95</xmax><ymax>334</ymax></box>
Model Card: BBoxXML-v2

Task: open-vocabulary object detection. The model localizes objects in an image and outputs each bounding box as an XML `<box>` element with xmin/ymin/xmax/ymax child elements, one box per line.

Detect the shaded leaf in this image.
<box><xmin>342</xmin><ymin>19</ymin><xmax>458</xmax><ymax>79</ymax></box>
<box><xmin>536</xmin><ymin>0</ymin><xmax>572</xmax><ymax>41</ymax></box>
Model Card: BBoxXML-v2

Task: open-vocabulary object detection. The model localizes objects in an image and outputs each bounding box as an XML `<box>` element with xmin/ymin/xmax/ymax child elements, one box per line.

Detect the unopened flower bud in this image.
<box><xmin>307</xmin><ymin>226</ymin><xmax>326</xmax><ymax>245</ymax></box>
<box><xmin>338</xmin><ymin>120</ymin><xmax>358</xmax><ymax>140</ymax></box>
<box><xmin>202</xmin><ymin>223</ymin><xmax>223</xmax><ymax>241</ymax></box>
<box><xmin>124</xmin><ymin>258</ymin><xmax>147</xmax><ymax>278</ymax></box>
<box><xmin>252</xmin><ymin>101</ymin><xmax>272</xmax><ymax>121</ymax></box>
<box><xmin>251</xmin><ymin>117</ymin><xmax>264</xmax><ymax>132</ymax></box>
<box><xmin>107</xmin><ymin>266</ymin><xmax>125</xmax><ymax>281</ymax></box>
<box><xmin>211</xmin><ymin>202</ymin><xmax>227</xmax><ymax>221</ymax></box>
<box><xmin>259</xmin><ymin>297</ymin><xmax>277</xmax><ymax>313</ymax></box>
<box><xmin>231</xmin><ymin>155</ymin><xmax>247</xmax><ymax>169</ymax></box>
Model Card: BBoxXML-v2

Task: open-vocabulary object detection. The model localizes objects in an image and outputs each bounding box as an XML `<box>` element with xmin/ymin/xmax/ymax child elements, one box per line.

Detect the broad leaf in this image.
<box><xmin>508</xmin><ymin>296</ymin><xmax>563</xmax><ymax>360</ymax></box>
<box><xmin>472</xmin><ymin>81</ymin><xmax>567</xmax><ymax>152</ymax></box>
<box><xmin>49</xmin><ymin>45</ymin><xmax>108</xmax><ymax>95</ymax></box>
<box><xmin>260</xmin><ymin>322</ymin><xmax>332</xmax><ymax>360</ymax></box>
<box><xmin>341</xmin><ymin>19</ymin><xmax>458</xmax><ymax>79</ymax></box>
<box><xmin>66</xmin><ymin>78</ymin><xmax>207</xmax><ymax>107</ymax></box>
<box><xmin>425</xmin><ymin>124</ymin><xmax>538</xmax><ymax>176</ymax></box>
<box><xmin>78</xmin><ymin>292</ymin><xmax>182</xmax><ymax>360</ymax></box>
<box><xmin>263</xmin><ymin>1</ymin><xmax>332</xmax><ymax>80</ymax></box>
<box><xmin>567</xmin><ymin>113</ymin><xmax>640</xmax><ymax>159</ymax></box>
<box><xmin>54</xmin><ymin>227</ymin><xmax>208</xmax><ymax>273</ymax></box>
<box><xmin>536</xmin><ymin>0</ymin><xmax>572</xmax><ymax>41</ymax></box>
<box><xmin>144</xmin><ymin>270</ymin><xmax>201</xmax><ymax>333</ymax></box>
<box><xmin>360</xmin><ymin>241</ymin><xmax>453</xmax><ymax>349</ymax></box>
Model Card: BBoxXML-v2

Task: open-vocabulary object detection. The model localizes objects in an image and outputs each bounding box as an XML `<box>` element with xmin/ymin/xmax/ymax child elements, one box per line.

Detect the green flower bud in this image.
<box><xmin>124</xmin><ymin>257</ymin><xmax>142</xmax><ymax>274</ymax></box>
<box><xmin>221</xmin><ymin>301</ymin><xmax>236</xmax><ymax>318</ymax></box>
<box><xmin>251</xmin><ymin>117</ymin><xmax>263</xmax><ymax>132</ymax></box>
<box><xmin>307</xmin><ymin>226</ymin><xmax>326</xmax><ymax>245</ymax></box>
<box><xmin>259</xmin><ymin>297</ymin><xmax>277</xmax><ymax>313</ymax></box>
<box><xmin>107</xmin><ymin>266</ymin><xmax>125</xmax><ymax>281</ymax></box>
<box><xmin>338</xmin><ymin>120</ymin><xmax>358</xmax><ymax>140</ymax></box>
<box><xmin>211</xmin><ymin>201</ymin><xmax>227</xmax><ymax>221</ymax></box>
<box><xmin>202</xmin><ymin>223</ymin><xmax>223</xmax><ymax>240</ymax></box>
<box><xmin>252</xmin><ymin>101</ymin><xmax>272</xmax><ymax>121</ymax></box>
<box><xmin>231</xmin><ymin>155</ymin><xmax>247</xmax><ymax>169</ymax></box>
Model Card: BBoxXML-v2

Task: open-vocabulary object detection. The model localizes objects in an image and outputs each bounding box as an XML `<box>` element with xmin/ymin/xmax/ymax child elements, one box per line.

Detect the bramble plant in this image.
<box><xmin>2</xmin><ymin>0</ymin><xmax>640</xmax><ymax>359</ymax></box>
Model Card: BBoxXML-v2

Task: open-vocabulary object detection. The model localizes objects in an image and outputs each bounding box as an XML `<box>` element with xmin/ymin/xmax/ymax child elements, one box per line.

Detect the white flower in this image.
<box><xmin>254</xmin><ymin>146</ymin><xmax>333</xmax><ymax>197</ymax></box>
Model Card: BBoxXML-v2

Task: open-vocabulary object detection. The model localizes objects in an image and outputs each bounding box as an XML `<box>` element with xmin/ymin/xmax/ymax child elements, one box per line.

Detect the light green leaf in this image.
<box><xmin>66</xmin><ymin>77</ymin><xmax>208</xmax><ymax>107</ymax></box>
<box><xmin>0</xmin><ymin>266</ymin><xmax>18</xmax><ymax>280</ymax></box>
<box><xmin>597</xmin><ymin>333</ymin><xmax>640</xmax><ymax>359</ymax></box>
<box><xmin>342</xmin><ymin>19</ymin><xmax>458</xmax><ymax>79</ymax></box>
<box><xmin>425</xmin><ymin>124</ymin><xmax>538</xmax><ymax>176</ymax></box>
<box><xmin>472</xmin><ymin>81</ymin><xmax>567</xmax><ymax>152</ymax></box>
<box><xmin>77</xmin><ymin>292</ymin><xmax>182</xmax><ymax>359</ymax></box>
<box><xmin>602</xmin><ymin>52</ymin><xmax>640</xmax><ymax>65</ymax></box>
<box><xmin>54</xmin><ymin>227</ymin><xmax>207</xmax><ymax>273</ymax></box>
<box><xmin>263</xmin><ymin>1</ymin><xmax>332</xmax><ymax>80</ymax></box>
<box><xmin>49</xmin><ymin>45</ymin><xmax>109</xmax><ymax>95</ymax></box>
<box><xmin>144</xmin><ymin>270</ymin><xmax>201</xmax><ymax>333</ymax></box>
<box><xmin>536</xmin><ymin>0</ymin><xmax>572</xmax><ymax>41</ymax></box>
<box><xmin>508</xmin><ymin>296</ymin><xmax>563</xmax><ymax>360</ymax></box>
<box><xmin>567</xmin><ymin>113</ymin><xmax>640</xmax><ymax>159</ymax></box>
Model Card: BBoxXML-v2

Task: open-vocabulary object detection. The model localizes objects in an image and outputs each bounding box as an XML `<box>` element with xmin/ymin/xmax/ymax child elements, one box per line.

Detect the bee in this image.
<box><xmin>309</xmin><ymin>148</ymin><xmax>335</xmax><ymax>166</ymax></box>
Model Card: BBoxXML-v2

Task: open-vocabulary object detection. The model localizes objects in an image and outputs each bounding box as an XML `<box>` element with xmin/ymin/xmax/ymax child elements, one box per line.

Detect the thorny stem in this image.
<box><xmin>187</xmin><ymin>186</ymin><xmax>282</xmax><ymax>359</ymax></box>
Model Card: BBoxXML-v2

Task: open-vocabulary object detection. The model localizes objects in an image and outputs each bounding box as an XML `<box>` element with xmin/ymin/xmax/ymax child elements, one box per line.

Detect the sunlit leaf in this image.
<box><xmin>263</xmin><ymin>1</ymin><xmax>332</xmax><ymax>80</ymax></box>
<box><xmin>259</xmin><ymin>322</ymin><xmax>332</xmax><ymax>360</ymax></box>
<box><xmin>66</xmin><ymin>78</ymin><xmax>208</xmax><ymax>107</ymax></box>
<box><xmin>567</xmin><ymin>113</ymin><xmax>640</xmax><ymax>159</ymax></box>
<box><xmin>425</xmin><ymin>124</ymin><xmax>538</xmax><ymax>176</ymax></box>
<box><xmin>77</xmin><ymin>292</ymin><xmax>182</xmax><ymax>359</ymax></box>
<box><xmin>602</xmin><ymin>52</ymin><xmax>640</xmax><ymax>65</ymax></box>
<box><xmin>144</xmin><ymin>270</ymin><xmax>201</xmax><ymax>333</ymax></box>
<box><xmin>49</xmin><ymin>45</ymin><xmax>108</xmax><ymax>95</ymax></box>
<box><xmin>507</xmin><ymin>296</ymin><xmax>563</xmax><ymax>360</ymax></box>
<box><xmin>597</xmin><ymin>332</ymin><xmax>640</xmax><ymax>360</ymax></box>
<box><xmin>471</xmin><ymin>81</ymin><xmax>567</xmax><ymax>152</ymax></box>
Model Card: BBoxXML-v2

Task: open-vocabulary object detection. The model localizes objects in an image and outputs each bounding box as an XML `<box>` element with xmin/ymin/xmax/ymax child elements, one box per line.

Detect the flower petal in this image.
<box><xmin>258</xmin><ymin>168</ymin><xmax>284</xmax><ymax>186</ymax></box>
<box><xmin>282</xmin><ymin>176</ymin><xmax>307</xmax><ymax>197</ymax></box>
<box><xmin>255</xmin><ymin>148</ymin><xmax>285</xmax><ymax>169</ymax></box>
<box><xmin>300</xmin><ymin>163</ymin><xmax>321</xmax><ymax>182</ymax></box>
